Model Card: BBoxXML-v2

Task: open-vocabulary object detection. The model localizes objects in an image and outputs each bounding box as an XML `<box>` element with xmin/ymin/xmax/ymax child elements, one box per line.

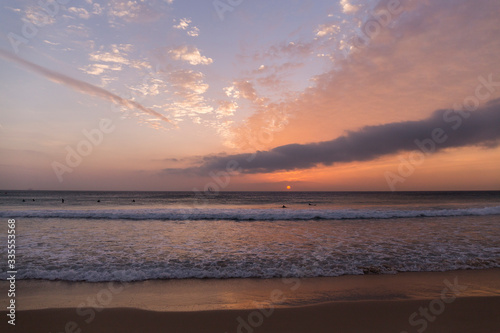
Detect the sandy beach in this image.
<box><xmin>2</xmin><ymin>297</ymin><xmax>500</xmax><ymax>333</ymax></box>
<box><xmin>2</xmin><ymin>269</ymin><xmax>499</xmax><ymax>332</ymax></box>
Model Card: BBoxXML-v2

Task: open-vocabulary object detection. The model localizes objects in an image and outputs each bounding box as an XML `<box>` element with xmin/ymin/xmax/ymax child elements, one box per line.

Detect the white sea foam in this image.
<box><xmin>2</xmin><ymin>202</ymin><xmax>499</xmax><ymax>282</ymax></box>
<box><xmin>10</xmin><ymin>258</ymin><xmax>500</xmax><ymax>282</ymax></box>
<box><xmin>1</xmin><ymin>205</ymin><xmax>500</xmax><ymax>221</ymax></box>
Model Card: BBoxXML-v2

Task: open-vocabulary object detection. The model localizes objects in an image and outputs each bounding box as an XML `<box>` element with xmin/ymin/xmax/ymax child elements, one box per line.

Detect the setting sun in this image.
<box><xmin>286</xmin><ymin>185</ymin><xmax>291</xmax><ymax>190</ymax></box>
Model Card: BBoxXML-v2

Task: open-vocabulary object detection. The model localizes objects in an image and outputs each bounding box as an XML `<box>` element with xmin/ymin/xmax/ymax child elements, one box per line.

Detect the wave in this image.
<box><xmin>7</xmin><ymin>259</ymin><xmax>500</xmax><ymax>282</ymax></box>
<box><xmin>1</xmin><ymin>205</ymin><xmax>500</xmax><ymax>221</ymax></box>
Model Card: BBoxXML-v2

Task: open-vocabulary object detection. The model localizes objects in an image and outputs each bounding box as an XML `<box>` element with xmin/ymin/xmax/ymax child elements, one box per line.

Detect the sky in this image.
<box><xmin>0</xmin><ymin>0</ymin><xmax>499</xmax><ymax>191</ymax></box>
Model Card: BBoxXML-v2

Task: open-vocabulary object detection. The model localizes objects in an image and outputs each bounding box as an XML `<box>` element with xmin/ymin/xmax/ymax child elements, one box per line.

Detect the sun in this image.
<box><xmin>286</xmin><ymin>185</ymin><xmax>291</xmax><ymax>190</ymax></box>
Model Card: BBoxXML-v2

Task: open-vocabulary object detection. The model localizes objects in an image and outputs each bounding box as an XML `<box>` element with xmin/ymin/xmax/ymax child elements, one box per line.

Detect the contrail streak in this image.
<box><xmin>0</xmin><ymin>49</ymin><xmax>176</xmax><ymax>128</ymax></box>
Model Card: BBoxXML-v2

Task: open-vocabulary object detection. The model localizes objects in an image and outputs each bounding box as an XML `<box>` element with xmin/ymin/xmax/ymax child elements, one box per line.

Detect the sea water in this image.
<box><xmin>0</xmin><ymin>191</ymin><xmax>499</xmax><ymax>281</ymax></box>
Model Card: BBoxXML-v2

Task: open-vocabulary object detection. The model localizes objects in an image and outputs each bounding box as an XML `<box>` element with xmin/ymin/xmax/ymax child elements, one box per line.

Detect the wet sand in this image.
<box><xmin>1</xmin><ymin>269</ymin><xmax>499</xmax><ymax>332</ymax></box>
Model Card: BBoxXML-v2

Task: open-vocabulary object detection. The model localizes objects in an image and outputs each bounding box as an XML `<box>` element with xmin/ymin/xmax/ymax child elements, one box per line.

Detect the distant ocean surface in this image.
<box><xmin>0</xmin><ymin>191</ymin><xmax>499</xmax><ymax>282</ymax></box>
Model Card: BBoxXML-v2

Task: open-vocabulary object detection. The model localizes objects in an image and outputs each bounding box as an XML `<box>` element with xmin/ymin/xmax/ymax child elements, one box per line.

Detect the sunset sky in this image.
<box><xmin>0</xmin><ymin>0</ymin><xmax>499</xmax><ymax>191</ymax></box>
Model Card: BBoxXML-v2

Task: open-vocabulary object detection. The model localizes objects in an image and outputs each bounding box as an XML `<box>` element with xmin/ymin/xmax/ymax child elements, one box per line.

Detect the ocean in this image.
<box><xmin>0</xmin><ymin>191</ymin><xmax>499</xmax><ymax>282</ymax></box>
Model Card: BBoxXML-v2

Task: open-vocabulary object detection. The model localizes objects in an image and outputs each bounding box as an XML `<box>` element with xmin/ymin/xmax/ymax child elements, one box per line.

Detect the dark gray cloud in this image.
<box><xmin>165</xmin><ymin>99</ymin><xmax>500</xmax><ymax>175</ymax></box>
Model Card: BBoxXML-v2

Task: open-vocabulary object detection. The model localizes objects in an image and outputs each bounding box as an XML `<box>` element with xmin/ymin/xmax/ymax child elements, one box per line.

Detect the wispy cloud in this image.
<box><xmin>168</xmin><ymin>45</ymin><xmax>213</xmax><ymax>65</ymax></box>
<box><xmin>226</xmin><ymin>80</ymin><xmax>258</xmax><ymax>102</ymax></box>
<box><xmin>81</xmin><ymin>44</ymin><xmax>150</xmax><ymax>78</ymax></box>
<box><xmin>340</xmin><ymin>0</ymin><xmax>359</xmax><ymax>13</ymax></box>
<box><xmin>315</xmin><ymin>23</ymin><xmax>341</xmax><ymax>37</ymax></box>
<box><xmin>81</xmin><ymin>63</ymin><xmax>122</xmax><ymax>75</ymax></box>
<box><xmin>92</xmin><ymin>2</ymin><xmax>104</xmax><ymax>15</ymax></box>
<box><xmin>166</xmin><ymin>69</ymin><xmax>213</xmax><ymax>119</ymax></box>
<box><xmin>107</xmin><ymin>0</ymin><xmax>166</xmax><ymax>25</ymax></box>
<box><xmin>68</xmin><ymin>7</ymin><xmax>91</xmax><ymax>19</ymax></box>
<box><xmin>216</xmin><ymin>100</ymin><xmax>238</xmax><ymax>118</ymax></box>
<box><xmin>89</xmin><ymin>44</ymin><xmax>132</xmax><ymax>65</ymax></box>
<box><xmin>173</xmin><ymin>18</ymin><xmax>200</xmax><ymax>37</ymax></box>
<box><xmin>24</xmin><ymin>5</ymin><xmax>56</xmax><ymax>25</ymax></box>
<box><xmin>6</xmin><ymin>7</ymin><xmax>21</xmax><ymax>13</ymax></box>
<box><xmin>165</xmin><ymin>100</ymin><xmax>500</xmax><ymax>174</ymax></box>
<box><xmin>230</xmin><ymin>0</ymin><xmax>500</xmax><ymax>151</ymax></box>
<box><xmin>0</xmin><ymin>50</ymin><xmax>176</xmax><ymax>128</ymax></box>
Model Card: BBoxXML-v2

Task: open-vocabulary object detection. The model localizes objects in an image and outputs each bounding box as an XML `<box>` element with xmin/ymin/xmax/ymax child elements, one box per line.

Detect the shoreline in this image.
<box><xmin>3</xmin><ymin>268</ymin><xmax>500</xmax><ymax>311</ymax></box>
<box><xmin>1</xmin><ymin>269</ymin><xmax>499</xmax><ymax>332</ymax></box>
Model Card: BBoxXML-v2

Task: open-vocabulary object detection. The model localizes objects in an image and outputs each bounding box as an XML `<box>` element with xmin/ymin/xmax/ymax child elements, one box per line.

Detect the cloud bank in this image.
<box><xmin>166</xmin><ymin>99</ymin><xmax>500</xmax><ymax>175</ymax></box>
<box><xmin>228</xmin><ymin>0</ymin><xmax>500</xmax><ymax>150</ymax></box>
<box><xmin>0</xmin><ymin>50</ymin><xmax>175</xmax><ymax>127</ymax></box>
